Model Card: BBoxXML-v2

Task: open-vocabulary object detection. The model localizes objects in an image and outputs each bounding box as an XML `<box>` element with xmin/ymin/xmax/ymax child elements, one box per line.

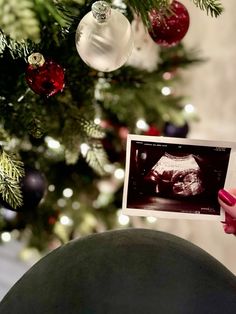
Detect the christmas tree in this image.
<box><xmin>0</xmin><ymin>0</ymin><xmax>223</xmax><ymax>252</ymax></box>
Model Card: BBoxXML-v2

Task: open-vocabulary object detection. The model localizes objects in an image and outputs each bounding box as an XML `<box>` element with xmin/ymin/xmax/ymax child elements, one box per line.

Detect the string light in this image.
<box><xmin>80</xmin><ymin>143</ymin><xmax>90</xmax><ymax>156</ymax></box>
<box><xmin>63</xmin><ymin>188</ymin><xmax>73</xmax><ymax>198</ymax></box>
<box><xmin>118</xmin><ymin>214</ymin><xmax>130</xmax><ymax>226</ymax></box>
<box><xmin>184</xmin><ymin>103</ymin><xmax>195</xmax><ymax>113</ymax></box>
<box><xmin>57</xmin><ymin>198</ymin><xmax>66</xmax><ymax>207</ymax></box>
<box><xmin>117</xmin><ymin>210</ymin><xmax>130</xmax><ymax>226</ymax></box>
<box><xmin>94</xmin><ymin>117</ymin><xmax>101</xmax><ymax>125</ymax></box>
<box><xmin>72</xmin><ymin>201</ymin><xmax>80</xmax><ymax>210</ymax></box>
<box><xmin>1</xmin><ymin>232</ymin><xmax>11</xmax><ymax>242</ymax></box>
<box><xmin>114</xmin><ymin>168</ymin><xmax>125</xmax><ymax>180</ymax></box>
<box><xmin>161</xmin><ymin>86</ymin><xmax>171</xmax><ymax>96</ymax></box>
<box><xmin>45</xmin><ymin>136</ymin><xmax>61</xmax><ymax>149</ymax></box>
<box><xmin>136</xmin><ymin>119</ymin><xmax>148</xmax><ymax>130</ymax></box>
<box><xmin>48</xmin><ymin>184</ymin><xmax>55</xmax><ymax>192</ymax></box>
<box><xmin>163</xmin><ymin>72</ymin><xmax>173</xmax><ymax>80</ymax></box>
<box><xmin>60</xmin><ymin>215</ymin><xmax>73</xmax><ymax>226</ymax></box>
<box><xmin>146</xmin><ymin>216</ymin><xmax>157</xmax><ymax>223</ymax></box>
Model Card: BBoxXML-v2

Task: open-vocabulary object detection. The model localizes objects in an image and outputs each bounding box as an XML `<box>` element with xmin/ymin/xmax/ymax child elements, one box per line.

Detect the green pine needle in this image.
<box><xmin>125</xmin><ymin>0</ymin><xmax>170</xmax><ymax>26</ymax></box>
<box><xmin>0</xmin><ymin>30</ymin><xmax>36</xmax><ymax>58</ymax></box>
<box><xmin>125</xmin><ymin>0</ymin><xmax>223</xmax><ymax>27</ymax></box>
<box><xmin>0</xmin><ymin>151</ymin><xmax>25</xmax><ymax>209</ymax></box>
<box><xmin>192</xmin><ymin>0</ymin><xmax>223</xmax><ymax>17</ymax></box>
<box><xmin>85</xmin><ymin>142</ymin><xmax>109</xmax><ymax>176</ymax></box>
<box><xmin>78</xmin><ymin>117</ymin><xmax>105</xmax><ymax>139</ymax></box>
<box><xmin>0</xmin><ymin>175</ymin><xmax>24</xmax><ymax>209</ymax></box>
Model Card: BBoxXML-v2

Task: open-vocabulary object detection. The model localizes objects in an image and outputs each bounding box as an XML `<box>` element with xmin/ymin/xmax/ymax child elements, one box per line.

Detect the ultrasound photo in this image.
<box><xmin>122</xmin><ymin>135</ymin><xmax>236</xmax><ymax>220</ymax></box>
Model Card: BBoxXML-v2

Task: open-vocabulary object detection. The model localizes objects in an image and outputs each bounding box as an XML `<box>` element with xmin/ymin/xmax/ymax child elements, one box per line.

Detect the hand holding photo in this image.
<box><xmin>122</xmin><ymin>134</ymin><xmax>236</xmax><ymax>220</ymax></box>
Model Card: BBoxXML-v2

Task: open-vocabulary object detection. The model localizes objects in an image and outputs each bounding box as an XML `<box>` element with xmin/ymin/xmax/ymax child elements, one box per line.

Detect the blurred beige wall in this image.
<box><xmin>157</xmin><ymin>0</ymin><xmax>236</xmax><ymax>275</ymax></box>
<box><xmin>182</xmin><ymin>0</ymin><xmax>236</xmax><ymax>141</ymax></box>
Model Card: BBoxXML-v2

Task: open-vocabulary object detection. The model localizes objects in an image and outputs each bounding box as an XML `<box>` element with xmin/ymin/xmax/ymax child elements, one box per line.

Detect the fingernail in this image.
<box><xmin>218</xmin><ymin>189</ymin><xmax>236</xmax><ymax>206</ymax></box>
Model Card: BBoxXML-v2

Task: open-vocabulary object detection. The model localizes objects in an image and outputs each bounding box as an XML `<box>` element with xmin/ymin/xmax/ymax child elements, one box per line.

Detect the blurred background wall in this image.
<box><xmin>157</xmin><ymin>0</ymin><xmax>236</xmax><ymax>276</ymax></box>
<box><xmin>182</xmin><ymin>0</ymin><xmax>236</xmax><ymax>141</ymax></box>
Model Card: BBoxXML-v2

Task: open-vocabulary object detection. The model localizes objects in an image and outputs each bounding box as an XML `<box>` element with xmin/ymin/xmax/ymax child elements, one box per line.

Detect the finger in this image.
<box><xmin>223</xmin><ymin>223</ymin><xmax>236</xmax><ymax>234</ymax></box>
<box><xmin>221</xmin><ymin>212</ymin><xmax>236</xmax><ymax>235</ymax></box>
<box><xmin>218</xmin><ymin>189</ymin><xmax>236</xmax><ymax>219</ymax></box>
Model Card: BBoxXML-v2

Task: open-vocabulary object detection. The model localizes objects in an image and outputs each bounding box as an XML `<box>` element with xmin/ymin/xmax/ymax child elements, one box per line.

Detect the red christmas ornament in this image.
<box><xmin>149</xmin><ymin>0</ymin><xmax>190</xmax><ymax>47</ymax></box>
<box><xmin>25</xmin><ymin>53</ymin><xmax>65</xmax><ymax>97</ymax></box>
<box><xmin>144</xmin><ymin>125</ymin><xmax>161</xmax><ymax>136</ymax></box>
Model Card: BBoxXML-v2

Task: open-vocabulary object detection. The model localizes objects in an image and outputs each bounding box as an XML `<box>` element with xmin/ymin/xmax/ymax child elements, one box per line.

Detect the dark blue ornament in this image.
<box><xmin>164</xmin><ymin>122</ymin><xmax>189</xmax><ymax>138</ymax></box>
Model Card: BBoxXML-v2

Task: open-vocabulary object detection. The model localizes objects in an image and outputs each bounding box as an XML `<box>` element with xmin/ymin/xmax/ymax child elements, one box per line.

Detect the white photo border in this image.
<box><xmin>122</xmin><ymin>134</ymin><xmax>236</xmax><ymax>221</ymax></box>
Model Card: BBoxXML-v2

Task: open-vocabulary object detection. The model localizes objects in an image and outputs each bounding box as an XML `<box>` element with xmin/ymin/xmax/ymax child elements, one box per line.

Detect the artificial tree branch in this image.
<box><xmin>192</xmin><ymin>0</ymin><xmax>223</xmax><ymax>17</ymax></box>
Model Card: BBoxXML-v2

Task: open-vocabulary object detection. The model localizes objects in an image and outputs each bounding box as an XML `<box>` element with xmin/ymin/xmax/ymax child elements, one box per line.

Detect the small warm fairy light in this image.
<box><xmin>1</xmin><ymin>231</ymin><xmax>11</xmax><ymax>242</ymax></box>
<box><xmin>146</xmin><ymin>216</ymin><xmax>157</xmax><ymax>223</ymax></box>
<box><xmin>136</xmin><ymin>119</ymin><xmax>148</xmax><ymax>130</ymax></box>
<box><xmin>72</xmin><ymin>201</ymin><xmax>80</xmax><ymax>210</ymax></box>
<box><xmin>184</xmin><ymin>103</ymin><xmax>195</xmax><ymax>114</ymax></box>
<box><xmin>94</xmin><ymin>117</ymin><xmax>101</xmax><ymax>125</ymax></box>
<box><xmin>80</xmin><ymin>143</ymin><xmax>90</xmax><ymax>156</ymax></box>
<box><xmin>161</xmin><ymin>86</ymin><xmax>171</xmax><ymax>96</ymax></box>
<box><xmin>57</xmin><ymin>198</ymin><xmax>66</xmax><ymax>207</ymax></box>
<box><xmin>60</xmin><ymin>215</ymin><xmax>73</xmax><ymax>226</ymax></box>
<box><xmin>48</xmin><ymin>184</ymin><xmax>55</xmax><ymax>192</ymax></box>
<box><xmin>45</xmin><ymin>136</ymin><xmax>61</xmax><ymax>149</ymax></box>
<box><xmin>118</xmin><ymin>213</ymin><xmax>130</xmax><ymax>226</ymax></box>
<box><xmin>63</xmin><ymin>188</ymin><xmax>73</xmax><ymax>198</ymax></box>
<box><xmin>163</xmin><ymin>72</ymin><xmax>173</xmax><ymax>80</ymax></box>
<box><xmin>114</xmin><ymin>168</ymin><xmax>125</xmax><ymax>180</ymax></box>
<box><xmin>117</xmin><ymin>210</ymin><xmax>130</xmax><ymax>226</ymax></box>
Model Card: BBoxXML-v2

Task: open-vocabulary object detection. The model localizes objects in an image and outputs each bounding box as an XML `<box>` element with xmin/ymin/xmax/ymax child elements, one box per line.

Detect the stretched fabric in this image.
<box><xmin>0</xmin><ymin>228</ymin><xmax>236</xmax><ymax>314</ymax></box>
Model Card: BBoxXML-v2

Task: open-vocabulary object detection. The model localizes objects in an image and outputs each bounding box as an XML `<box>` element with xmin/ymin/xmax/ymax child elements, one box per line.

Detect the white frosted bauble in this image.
<box><xmin>75</xmin><ymin>1</ymin><xmax>133</xmax><ymax>72</ymax></box>
<box><xmin>126</xmin><ymin>17</ymin><xmax>160</xmax><ymax>72</ymax></box>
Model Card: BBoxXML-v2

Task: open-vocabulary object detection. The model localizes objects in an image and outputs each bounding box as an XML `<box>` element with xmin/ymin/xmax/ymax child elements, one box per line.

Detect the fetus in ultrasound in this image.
<box><xmin>145</xmin><ymin>153</ymin><xmax>204</xmax><ymax>197</ymax></box>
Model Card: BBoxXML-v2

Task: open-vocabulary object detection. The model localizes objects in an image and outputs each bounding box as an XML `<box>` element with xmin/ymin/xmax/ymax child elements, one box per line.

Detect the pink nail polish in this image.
<box><xmin>218</xmin><ymin>189</ymin><xmax>236</xmax><ymax>206</ymax></box>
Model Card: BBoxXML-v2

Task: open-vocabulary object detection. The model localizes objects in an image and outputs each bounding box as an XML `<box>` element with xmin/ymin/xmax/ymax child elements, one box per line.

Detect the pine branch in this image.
<box><xmin>67</xmin><ymin>105</ymin><xmax>105</xmax><ymax>139</ymax></box>
<box><xmin>0</xmin><ymin>174</ymin><xmax>24</xmax><ymax>209</ymax></box>
<box><xmin>192</xmin><ymin>0</ymin><xmax>223</xmax><ymax>17</ymax></box>
<box><xmin>125</xmin><ymin>0</ymin><xmax>170</xmax><ymax>26</ymax></box>
<box><xmin>0</xmin><ymin>151</ymin><xmax>25</xmax><ymax>209</ymax></box>
<box><xmin>85</xmin><ymin>142</ymin><xmax>109</xmax><ymax>176</ymax></box>
<box><xmin>78</xmin><ymin>117</ymin><xmax>105</xmax><ymax>139</ymax></box>
<box><xmin>0</xmin><ymin>31</ymin><xmax>36</xmax><ymax>59</ymax></box>
<box><xmin>125</xmin><ymin>0</ymin><xmax>223</xmax><ymax>26</ymax></box>
<box><xmin>0</xmin><ymin>151</ymin><xmax>25</xmax><ymax>181</ymax></box>
<box><xmin>0</xmin><ymin>0</ymin><xmax>41</xmax><ymax>42</ymax></box>
<box><xmin>36</xmin><ymin>0</ymin><xmax>68</xmax><ymax>27</ymax></box>
<box><xmin>0</xmin><ymin>32</ymin><xmax>6</xmax><ymax>54</ymax></box>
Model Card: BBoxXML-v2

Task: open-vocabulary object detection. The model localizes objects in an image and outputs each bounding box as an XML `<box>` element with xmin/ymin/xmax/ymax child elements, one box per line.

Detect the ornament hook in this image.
<box><xmin>28</xmin><ymin>53</ymin><xmax>45</xmax><ymax>67</ymax></box>
<box><xmin>92</xmin><ymin>1</ymin><xmax>111</xmax><ymax>23</ymax></box>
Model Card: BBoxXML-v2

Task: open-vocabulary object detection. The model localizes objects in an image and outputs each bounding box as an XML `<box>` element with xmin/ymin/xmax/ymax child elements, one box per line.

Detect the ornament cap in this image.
<box><xmin>92</xmin><ymin>1</ymin><xmax>111</xmax><ymax>23</ymax></box>
<box><xmin>28</xmin><ymin>53</ymin><xmax>45</xmax><ymax>67</ymax></box>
